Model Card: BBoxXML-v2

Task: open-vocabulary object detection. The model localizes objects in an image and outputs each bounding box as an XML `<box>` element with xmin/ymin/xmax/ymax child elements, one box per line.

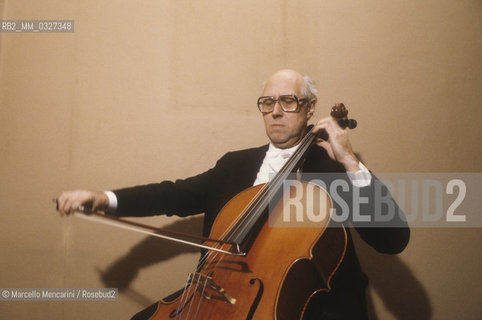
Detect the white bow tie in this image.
<box><xmin>253</xmin><ymin>144</ymin><xmax>300</xmax><ymax>185</ymax></box>
<box><xmin>266</xmin><ymin>148</ymin><xmax>294</xmax><ymax>173</ymax></box>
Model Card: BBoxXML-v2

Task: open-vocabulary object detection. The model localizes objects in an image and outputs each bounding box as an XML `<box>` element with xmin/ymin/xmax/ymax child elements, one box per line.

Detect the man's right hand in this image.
<box><xmin>56</xmin><ymin>190</ymin><xmax>109</xmax><ymax>216</ymax></box>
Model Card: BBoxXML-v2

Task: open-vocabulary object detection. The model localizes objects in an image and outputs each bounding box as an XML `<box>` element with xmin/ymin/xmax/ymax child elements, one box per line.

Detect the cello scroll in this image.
<box><xmin>330</xmin><ymin>103</ymin><xmax>357</xmax><ymax>129</ymax></box>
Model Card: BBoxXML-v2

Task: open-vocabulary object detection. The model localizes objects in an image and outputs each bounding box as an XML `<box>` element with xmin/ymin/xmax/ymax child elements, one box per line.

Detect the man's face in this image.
<box><xmin>261</xmin><ymin>72</ymin><xmax>314</xmax><ymax>149</ymax></box>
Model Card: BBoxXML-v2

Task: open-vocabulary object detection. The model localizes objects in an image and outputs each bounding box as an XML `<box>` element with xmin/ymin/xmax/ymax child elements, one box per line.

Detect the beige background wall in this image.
<box><xmin>1</xmin><ymin>0</ymin><xmax>481</xmax><ymax>319</ymax></box>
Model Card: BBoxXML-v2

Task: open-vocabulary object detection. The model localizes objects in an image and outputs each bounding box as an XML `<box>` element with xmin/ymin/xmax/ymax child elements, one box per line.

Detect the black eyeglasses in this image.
<box><xmin>257</xmin><ymin>95</ymin><xmax>308</xmax><ymax>113</ymax></box>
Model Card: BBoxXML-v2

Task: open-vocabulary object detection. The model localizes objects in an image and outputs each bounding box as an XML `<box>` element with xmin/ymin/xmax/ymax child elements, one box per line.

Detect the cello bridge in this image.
<box><xmin>189</xmin><ymin>272</ymin><xmax>237</xmax><ymax>305</ymax></box>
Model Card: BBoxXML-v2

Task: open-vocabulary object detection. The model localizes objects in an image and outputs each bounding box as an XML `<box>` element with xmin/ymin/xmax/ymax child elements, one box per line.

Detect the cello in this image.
<box><xmin>145</xmin><ymin>104</ymin><xmax>357</xmax><ymax>319</ymax></box>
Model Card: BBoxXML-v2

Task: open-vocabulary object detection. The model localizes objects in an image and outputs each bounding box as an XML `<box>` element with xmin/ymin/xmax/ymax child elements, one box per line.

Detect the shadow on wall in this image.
<box><xmin>98</xmin><ymin>215</ymin><xmax>204</xmax><ymax>306</ymax></box>
<box><xmin>352</xmin><ymin>231</ymin><xmax>432</xmax><ymax>320</ymax></box>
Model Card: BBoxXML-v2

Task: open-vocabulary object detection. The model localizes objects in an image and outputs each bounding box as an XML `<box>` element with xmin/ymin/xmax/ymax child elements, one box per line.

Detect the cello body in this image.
<box><xmin>149</xmin><ymin>181</ymin><xmax>347</xmax><ymax>320</ymax></box>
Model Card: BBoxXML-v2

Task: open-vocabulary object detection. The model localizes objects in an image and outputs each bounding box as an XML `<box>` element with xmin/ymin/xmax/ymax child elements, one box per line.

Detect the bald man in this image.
<box><xmin>57</xmin><ymin>70</ymin><xmax>409</xmax><ymax>319</ymax></box>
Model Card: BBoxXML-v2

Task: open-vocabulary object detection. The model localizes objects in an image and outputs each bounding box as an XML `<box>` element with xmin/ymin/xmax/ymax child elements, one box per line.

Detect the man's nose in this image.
<box><xmin>271</xmin><ymin>101</ymin><xmax>284</xmax><ymax>117</ymax></box>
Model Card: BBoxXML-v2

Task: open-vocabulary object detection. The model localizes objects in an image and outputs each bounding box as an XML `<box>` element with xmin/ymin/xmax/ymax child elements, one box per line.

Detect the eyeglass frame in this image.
<box><xmin>257</xmin><ymin>94</ymin><xmax>310</xmax><ymax>114</ymax></box>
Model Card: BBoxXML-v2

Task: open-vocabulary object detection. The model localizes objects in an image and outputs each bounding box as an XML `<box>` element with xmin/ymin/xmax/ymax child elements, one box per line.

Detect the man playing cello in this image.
<box><xmin>57</xmin><ymin>69</ymin><xmax>409</xmax><ymax>319</ymax></box>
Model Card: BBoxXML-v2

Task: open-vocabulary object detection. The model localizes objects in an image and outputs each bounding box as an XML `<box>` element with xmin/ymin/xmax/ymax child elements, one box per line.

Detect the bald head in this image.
<box><xmin>262</xmin><ymin>69</ymin><xmax>318</xmax><ymax>101</ymax></box>
<box><xmin>268</xmin><ymin>69</ymin><xmax>304</xmax><ymax>83</ymax></box>
<box><xmin>262</xmin><ymin>69</ymin><xmax>303</xmax><ymax>97</ymax></box>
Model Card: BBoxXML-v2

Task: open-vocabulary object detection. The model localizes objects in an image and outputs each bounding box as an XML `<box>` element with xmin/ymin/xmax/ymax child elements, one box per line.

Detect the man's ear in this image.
<box><xmin>306</xmin><ymin>99</ymin><xmax>316</xmax><ymax>120</ymax></box>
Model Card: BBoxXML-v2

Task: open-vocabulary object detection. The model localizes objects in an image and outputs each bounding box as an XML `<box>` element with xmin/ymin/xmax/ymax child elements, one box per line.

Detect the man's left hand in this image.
<box><xmin>312</xmin><ymin>116</ymin><xmax>360</xmax><ymax>172</ymax></box>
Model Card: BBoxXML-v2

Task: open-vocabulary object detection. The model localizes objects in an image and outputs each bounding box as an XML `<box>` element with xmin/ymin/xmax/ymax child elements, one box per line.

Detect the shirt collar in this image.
<box><xmin>266</xmin><ymin>142</ymin><xmax>300</xmax><ymax>159</ymax></box>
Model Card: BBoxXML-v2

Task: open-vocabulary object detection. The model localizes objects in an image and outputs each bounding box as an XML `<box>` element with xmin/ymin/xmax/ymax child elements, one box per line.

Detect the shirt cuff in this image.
<box><xmin>347</xmin><ymin>162</ymin><xmax>372</xmax><ymax>188</ymax></box>
<box><xmin>104</xmin><ymin>191</ymin><xmax>118</xmax><ymax>211</ymax></box>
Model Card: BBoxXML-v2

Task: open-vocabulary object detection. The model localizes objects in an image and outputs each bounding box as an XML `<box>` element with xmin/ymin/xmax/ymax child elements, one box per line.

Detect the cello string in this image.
<box><xmin>175</xmin><ymin>273</ymin><xmax>193</xmax><ymax>320</ymax></box>
<box><xmin>179</xmin><ymin>272</ymin><xmax>202</xmax><ymax>320</ymax></box>
<box><xmin>191</xmin><ymin>271</ymin><xmax>211</xmax><ymax>320</ymax></box>
<box><xmin>178</xmin><ymin>272</ymin><xmax>209</xmax><ymax>320</ymax></box>
<box><xmin>191</xmin><ymin>271</ymin><xmax>210</xmax><ymax>320</ymax></box>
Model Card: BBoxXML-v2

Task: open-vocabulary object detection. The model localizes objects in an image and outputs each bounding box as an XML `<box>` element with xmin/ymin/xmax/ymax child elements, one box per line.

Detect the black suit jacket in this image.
<box><xmin>113</xmin><ymin>144</ymin><xmax>409</xmax><ymax>319</ymax></box>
